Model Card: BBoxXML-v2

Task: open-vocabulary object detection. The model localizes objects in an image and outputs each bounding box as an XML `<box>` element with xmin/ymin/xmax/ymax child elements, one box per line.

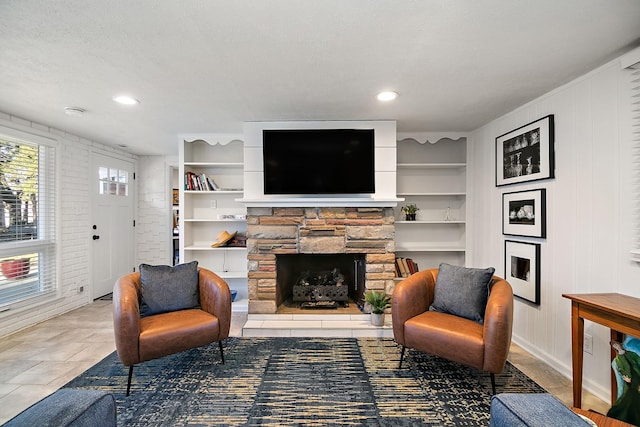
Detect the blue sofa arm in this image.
<box><xmin>490</xmin><ymin>393</ymin><xmax>590</xmax><ymax>427</ymax></box>
<box><xmin>3</xmin><ymin>388</ymin><xmax>116</xmax><ymax>427</ymax></box>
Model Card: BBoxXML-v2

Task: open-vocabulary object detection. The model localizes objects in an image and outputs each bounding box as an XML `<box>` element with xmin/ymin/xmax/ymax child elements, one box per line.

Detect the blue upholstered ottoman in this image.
<box><xmin>490</xmin><ymin>393</ymin><xmax>590</xmax><ymax>427</ymax></box>
<box><xmin>3</xmin><ymin>388</ymin><xmax>116</xmax><ymax>427</ymax></box>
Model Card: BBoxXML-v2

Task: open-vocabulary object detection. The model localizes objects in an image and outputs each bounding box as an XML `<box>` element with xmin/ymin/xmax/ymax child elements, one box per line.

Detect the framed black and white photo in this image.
<box><xmin>495</xmin><ymin>115</ymin><xmax>554</xmax><ymax>186</ymax></box>
<box><xmin>505</xmin><ymin>240</ymin><xmax>540</xmax><ymax>305</ymax></box>
<box><xmin>502</xmin><ymin>189</ymin><xmax>546</xmax><ymax>238</ymax></box>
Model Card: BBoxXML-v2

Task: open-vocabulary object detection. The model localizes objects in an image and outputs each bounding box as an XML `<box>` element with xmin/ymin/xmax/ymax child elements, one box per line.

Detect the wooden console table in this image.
<box><xmin>562</xmin><ymin>293</ymin><xmax>640</xmax><ymax>408</ymax></box>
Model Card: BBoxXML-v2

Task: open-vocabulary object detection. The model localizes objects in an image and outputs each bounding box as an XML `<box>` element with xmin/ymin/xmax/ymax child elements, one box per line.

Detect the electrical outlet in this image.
<box><xmin>210</xmin><ymin>200</ymin><xmax>217</xmax><ymax>208</ymax></box>
<box><xmin>584</xmin><ymin>333</ymin><xmax>593</xmax><ymax>355</ymax></box>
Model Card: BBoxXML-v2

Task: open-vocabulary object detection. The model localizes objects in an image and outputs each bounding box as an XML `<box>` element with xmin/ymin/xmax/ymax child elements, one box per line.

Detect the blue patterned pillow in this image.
<box><xmin>139</xmin><ymin>261</ymin><xmax>199</xmax><ymax>317</ymax></box>
<box><xmin>429</xmin><ymin>263</ymin><xmax>495</xmax><ymax>324</ymax></box>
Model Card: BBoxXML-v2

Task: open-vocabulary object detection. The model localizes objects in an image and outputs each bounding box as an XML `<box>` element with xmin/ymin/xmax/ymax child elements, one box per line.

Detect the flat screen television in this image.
<box><xmin>262</xmin><ymin>129</ymin><xmax>375</xmax><ymax>195</ymax></box>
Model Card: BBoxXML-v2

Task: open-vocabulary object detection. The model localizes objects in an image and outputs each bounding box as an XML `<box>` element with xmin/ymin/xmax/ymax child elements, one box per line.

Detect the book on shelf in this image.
<box><xmin>396</xmin><ymin>257</ymin><xmax>408</xmax><ymax>277</ymax></box>
<box><xmin>395</xmin><ymin>257</ymin><xmax>419</xmax><ymax>278</ymax></box>
<box><xmin>185</xmin><ymin>171</ymin><xmax>220</xmax><ymax>191</ymax></box>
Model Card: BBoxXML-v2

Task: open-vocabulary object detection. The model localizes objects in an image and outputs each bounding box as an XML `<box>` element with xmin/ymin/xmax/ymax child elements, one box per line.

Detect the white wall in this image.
<box><xmin>136</xmin><ymin>156</ymin><xmax>173</xmax><ymax>266</ymax></box>
<box><xmin>0</xmin><ymin>112</ymin><xmax>137</xmax><ymax>337</ymax></box>
<box><xmin>468</xmin><ymin>56</ymin><xmax>640</xmax><ymax>400</ymax></box>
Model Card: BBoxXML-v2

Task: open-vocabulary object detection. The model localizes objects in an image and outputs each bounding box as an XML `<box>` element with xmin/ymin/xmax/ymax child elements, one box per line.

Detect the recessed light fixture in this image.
<box><xmin>113</xmin><ymin>95</ymin><xmax>140</xmax><ymax>105</ymax></box>
<box><xmin>377</xmin><ymin>91</ymin><xmax>398</xmax><ymax>102</ymax></box>
<box><xmin>64</xmin><ymin>106</ymin><xmax>86</xmax><ymax>117</ymax></box>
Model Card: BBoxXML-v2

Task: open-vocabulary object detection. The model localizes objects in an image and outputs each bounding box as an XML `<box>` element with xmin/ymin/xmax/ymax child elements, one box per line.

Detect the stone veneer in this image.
<box><xmin>246</xmin><ymin>206</ymin><xmax>396</xmax><ymax>314</ymax></box>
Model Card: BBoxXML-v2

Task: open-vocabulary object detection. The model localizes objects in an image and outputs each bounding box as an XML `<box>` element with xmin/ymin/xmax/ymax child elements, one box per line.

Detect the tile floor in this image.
<box><xmin>0</xmin><ymin>300</ymin><xmax>609</xmax><ymax>423</ymax></box>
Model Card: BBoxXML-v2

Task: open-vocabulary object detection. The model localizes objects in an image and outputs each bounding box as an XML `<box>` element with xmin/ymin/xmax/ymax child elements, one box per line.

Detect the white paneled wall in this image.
<box><xmin>468</xmin><ymin>58</ymin><xmax>640</xmax><ymax>401</ymax></box>
<box><xmin>136</xmin><ymin>156</ymin><xmax>172</xmax><ymax>266</ymax></box>
<box><xmin>0</xmin><ymin>113</ymin><xmax>137</xmax><ymax>337</ymax></box>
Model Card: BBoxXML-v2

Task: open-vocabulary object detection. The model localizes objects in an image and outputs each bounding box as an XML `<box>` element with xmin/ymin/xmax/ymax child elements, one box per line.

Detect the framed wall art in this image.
<box><xmin>504</xmin><ymin>240</ymin><xmax>540</xmax><ymax>305</ymax></box>
<box><xmin>502</xmin><ymin>189</ymin><xmax>546</xmax><ymax>238</ymax></box>
<box><xmin>495</xmin><ymin>114</ymin><xmax>554</xmax><ymax>186</ymax></box>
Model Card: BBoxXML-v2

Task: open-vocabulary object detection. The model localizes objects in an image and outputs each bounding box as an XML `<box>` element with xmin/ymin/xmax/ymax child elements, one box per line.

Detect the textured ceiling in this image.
<box><xmin>1</xmin><ymin>0</ymin><xmax>640</xmax><ymax>155</ymax></box>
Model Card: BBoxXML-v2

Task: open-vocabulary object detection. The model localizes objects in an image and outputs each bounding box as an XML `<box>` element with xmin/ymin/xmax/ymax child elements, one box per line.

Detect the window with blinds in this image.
<box><xmin>628</xmin><ymin>64</ymin><xmax>640</xmax><ymax>261</ymax></box>
<box><xmin>0</xmin><ymin>136</ymin><xmax>56</xmax><ymax>307</ymax></box>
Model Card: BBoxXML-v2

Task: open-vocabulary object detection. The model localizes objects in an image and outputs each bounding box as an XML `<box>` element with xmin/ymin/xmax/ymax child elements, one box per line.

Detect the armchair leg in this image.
<box><xmin>399</xmin><ymin>345</ymin><xmax>406</xmax><ymax>369</ymax></box>
<box><xmin>218</xmin><ymin>341</ymin><xmax>225</xmax><ymax>364</ymax></box>
<box><xmin>490</xmin><ymin>373</ymin><xmax>496</xmax><ymax>395</ymax></box>
<box><xmin>126</xmin><ymin>365</ymin><xmax>134</xmax><ymax>397</ymax></box>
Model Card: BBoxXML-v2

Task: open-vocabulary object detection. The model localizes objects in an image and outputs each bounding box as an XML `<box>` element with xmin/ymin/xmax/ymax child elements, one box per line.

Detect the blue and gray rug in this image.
<box><xmin>63</xmin><ymin>337</ymin><xmax>545</xmax><ymax>426</ymax></box>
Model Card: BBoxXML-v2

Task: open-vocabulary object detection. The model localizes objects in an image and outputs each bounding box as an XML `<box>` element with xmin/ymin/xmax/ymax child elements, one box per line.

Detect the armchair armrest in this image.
<box><xmin>483</xmin><ymin>277</ymin><xmax>514</xmax><ymax>373</ymax></box>
<box><xmin>392</xmin><ymin>269</ymin><xmax>437</xmax><ymax>345</ymax></box>
<box><xmin>113</xmin><ymin>272</ymin><xmax>142</xmax><ymax>366</ymax></box>
<box><xmin>198</xmin><ymin>268</ymin><xmax>232</xmax><ymax>339</ymax></box>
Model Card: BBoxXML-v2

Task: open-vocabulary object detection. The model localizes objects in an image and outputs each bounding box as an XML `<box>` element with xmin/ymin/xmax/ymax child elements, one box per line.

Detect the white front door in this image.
<box><xmin>91</xmin><ymin>152</ymin><xmax>135</xmax><ymax>298</ymax></box>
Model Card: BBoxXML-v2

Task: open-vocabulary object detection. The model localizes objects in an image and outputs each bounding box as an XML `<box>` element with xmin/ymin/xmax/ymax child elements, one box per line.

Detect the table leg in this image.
<box><xmin>610</xmin><ymin>329</ymin><xmax>623</xmax><ymax>405</ymax></box>
<box><xmin>570</xmin><ymin>302</ymin><xmax>584</xmax><ymax>408</ymax></box>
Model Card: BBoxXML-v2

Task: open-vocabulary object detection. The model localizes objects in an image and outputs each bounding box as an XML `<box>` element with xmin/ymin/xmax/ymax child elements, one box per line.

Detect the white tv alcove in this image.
<box><xmin>239</xmin><ymin>120</ymin><xmax>401</xmax><ymax>207</ymax></box>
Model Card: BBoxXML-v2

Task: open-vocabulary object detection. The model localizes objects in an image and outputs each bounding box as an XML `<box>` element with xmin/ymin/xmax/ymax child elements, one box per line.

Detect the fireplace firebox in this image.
<box><xmin>276</xmin><ymin>254</ymin><xmax>366</xmax><ymax>309</ymax></box>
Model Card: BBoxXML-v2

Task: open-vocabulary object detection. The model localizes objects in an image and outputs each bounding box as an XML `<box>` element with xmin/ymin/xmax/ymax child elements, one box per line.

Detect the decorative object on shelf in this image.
<box><xmin>172</xmin><ymin>188</ymin><xmax>179</xmax><ymax>206</ymax></box>
<box><xmin>504</xmin><ymin>240</ymin><xmax>540</xmax><ymax>305</ymax></box>
<box><xmin>495</xmin><ymin>114</ymin><xmax>554</xmax><ymax>187</ymax></box>
<box><xmin>226</xmin><ymin>233</ymin><xmax>247</xmax><ymax>247</ymax></box>
<box><xmin>607</xmin><ymin>336</ymin><xmax>640</xmax><ymax>426</ymax></box>
<box><xmin>231</xmin><ymin>290</ymin><xmax>238</xmax><ymax>302</ymax></box>
<box><xmin>502</xmin><ymin>189</ymin><xmax>546</xmax><ymax>238</ymax></box>
<box><xmin>1</xmin><ymin>257</ymin><xmax>30</xmax><ymax>280</ymax></box>
<box><xmin>401</xmin><ymin>204</ymin><xmax>419</xmax><ymax>221</ymax></box>
<box><xmin>211</xmin><ymin>230</ymin><xmax>237</xmax><ymax>248</ymax></box>
<box><xmin>445</xmin><ymin>206</ymin><xmax>452</xmax><ymax>221</ymax></box>
<box><xmin>365</xmin><ymin>290</ymin><xmax>391</xmax><ymax>326</ymax></box>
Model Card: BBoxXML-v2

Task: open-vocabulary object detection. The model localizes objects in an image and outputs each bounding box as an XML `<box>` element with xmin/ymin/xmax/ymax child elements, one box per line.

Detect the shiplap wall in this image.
<box><xmin>467</xmin><ymin>57</ymin><xmax>640</xmax><ymax>401</ymax></box>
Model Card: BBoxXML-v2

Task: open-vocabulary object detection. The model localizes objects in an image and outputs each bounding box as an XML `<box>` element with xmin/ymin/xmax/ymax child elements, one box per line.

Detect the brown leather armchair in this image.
<box><xmin>392</xmin><ymin>268</ymin><xmax>513</xmax><ymax>394</ymax></box>
<box><xmin>113</xmin><ymin>267</ymin><xmax>232</xmax><ymax>395</ymax></box>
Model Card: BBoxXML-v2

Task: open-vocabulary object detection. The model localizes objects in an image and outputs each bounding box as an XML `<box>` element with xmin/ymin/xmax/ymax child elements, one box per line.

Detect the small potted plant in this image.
<box><xmin>401</xmin><ymin>204</ymin><xmax>419</xmax><ymax>221</ymax></box>
<box><xmin>365</xmin><ymin>290</ymin><xmax>391</xmax><ymax>326</ymax></box>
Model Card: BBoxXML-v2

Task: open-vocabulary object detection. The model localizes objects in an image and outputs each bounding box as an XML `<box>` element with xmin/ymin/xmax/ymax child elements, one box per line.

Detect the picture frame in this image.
<box><xmin>172</xmin><ymin>188</ymin><xmax>179</xmax><ymax>206</ymax></box>
<box><xmin>502</xmin><ymin>189</ymin><xmax>546</xmax><ymax>238</ymax></box>
<box><xmin>505</xmin><ymin>240</ymin><xmax>540</xmax><ymax>305</ymax></box>
<box><xmin>495</xmin><ymin>114</ymin><xmax>554</xmax><ymax>186</ymax></box>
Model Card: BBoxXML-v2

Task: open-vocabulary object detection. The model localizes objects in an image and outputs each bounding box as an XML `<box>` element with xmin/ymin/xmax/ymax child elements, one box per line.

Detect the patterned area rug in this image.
<box><xmin>63</xmin><ymin>337</ymin><xmax>546</xmax><ymax>426</ymax></box>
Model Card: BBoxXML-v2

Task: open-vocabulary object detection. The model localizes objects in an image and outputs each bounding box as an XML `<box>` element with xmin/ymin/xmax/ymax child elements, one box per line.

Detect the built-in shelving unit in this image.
<box><xmin>179</xmin><ymin>136</ymin><xmax>248</xmax><ymax>310</ymax></box>
<box><xmin>395</xmin><ymin>135</ymin><xmax>468</xmax><ymax>277</ymax></box>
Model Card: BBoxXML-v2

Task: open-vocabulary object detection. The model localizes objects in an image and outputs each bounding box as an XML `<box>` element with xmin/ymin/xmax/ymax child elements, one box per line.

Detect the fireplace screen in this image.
<box><xmin>276</xmin><ymin>254</ymin><xmax>365</xmax><ymax>310</ymax></box>
<box><xmin>292</xmin><ymin>268</ymin><xmax>349</xmax><ymax>309</ymax></box>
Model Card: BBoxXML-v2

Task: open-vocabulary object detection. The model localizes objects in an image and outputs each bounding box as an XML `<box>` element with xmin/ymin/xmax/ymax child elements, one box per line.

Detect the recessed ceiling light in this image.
<box><xmin>64</xmin><ymin>106</ymin><xmax>86</xmax><ymax>117</ymax></box>
<box><xmin>113</xmin><ymin>95</ymin><xmax>140</xmax><ymax>105</ymax></box>
<box><xmin>377</xmin><ymin>91</ymin><xmax>398</xmax><ymax>102</ymax></box>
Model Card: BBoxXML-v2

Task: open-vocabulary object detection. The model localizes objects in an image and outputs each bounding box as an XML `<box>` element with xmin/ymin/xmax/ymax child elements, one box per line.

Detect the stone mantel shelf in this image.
<box><xmin>237</xmin><ymin>197</ymin><xmax>403</xmax><ymax>208</ymax></box>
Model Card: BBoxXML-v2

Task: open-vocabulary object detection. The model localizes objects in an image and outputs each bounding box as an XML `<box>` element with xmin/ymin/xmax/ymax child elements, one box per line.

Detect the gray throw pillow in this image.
<box><xmin>139</xmin><ymin>261</ymin><xmax>199</xmax><ymax>317</ymax></box>
<box><xmin>429</xmin><ymin>263</ymin><xmax>495</xmax><ymax>324</ymax></box>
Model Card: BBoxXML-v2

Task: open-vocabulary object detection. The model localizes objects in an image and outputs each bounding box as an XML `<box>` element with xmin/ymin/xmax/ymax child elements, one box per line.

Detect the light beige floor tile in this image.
<box><xmin>7</xmin><ymin>361</ymin><xmax>79</xmax><ymax>385</ymax></box>
<box><xmin>0</xmin><ymin>383</ymin><xmax>20</xmax><ymax>398</ymax></box>
<box><xmin>0</xmin><ymin>359</ymin><xmax>40</xmax><ymax>382</ymax></box>
<box><xmin>67</xmin><ymin>341</ymin><xmax>116</xmax><ymax>363</ymax></box>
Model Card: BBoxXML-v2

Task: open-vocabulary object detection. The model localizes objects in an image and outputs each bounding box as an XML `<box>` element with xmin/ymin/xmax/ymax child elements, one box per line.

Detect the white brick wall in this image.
<box><xmin>0</xmin><ymin>112</ymin><xmax>138</xmax><ymax>337</ymax></box>
<box><xmin>136</xmin><ymin>156</ymin><xmax>172</xmax><ymax>266</ymax></box>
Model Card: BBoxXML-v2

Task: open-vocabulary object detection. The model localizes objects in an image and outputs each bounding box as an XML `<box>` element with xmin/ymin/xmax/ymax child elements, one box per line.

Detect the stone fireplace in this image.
<box><xmin>246</xmin><ymin>207</ymin><xmax>396</xmax><ymax>314</ymax></box>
